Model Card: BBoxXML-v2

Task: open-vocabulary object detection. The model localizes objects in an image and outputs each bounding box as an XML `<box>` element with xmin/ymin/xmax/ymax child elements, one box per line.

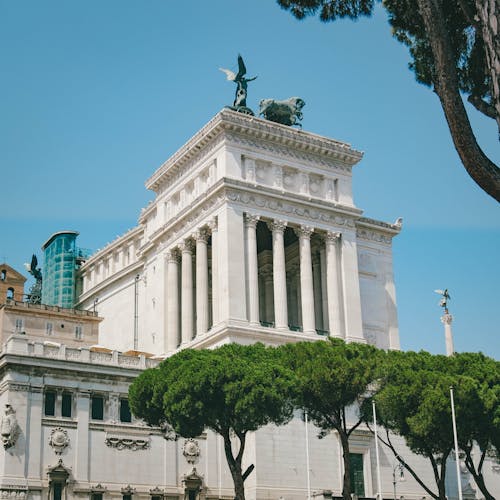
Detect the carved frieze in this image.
<box><xmin>104</xmin><ymin>434</ymin><xmax>150</xmax><ymax>451</ymax></box>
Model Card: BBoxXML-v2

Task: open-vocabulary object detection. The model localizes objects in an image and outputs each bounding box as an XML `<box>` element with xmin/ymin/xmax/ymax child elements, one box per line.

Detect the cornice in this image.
<box><xmin>80</xmin><ymin>226</ymin><xmax>143</xmax><ymax>271</ymax></box>
<box><xmin>145</xmin><ymin>109</ymin><xmax>363</xmax><ymax>193</ymax></box>
<box><xmin>76</xmin><ymin>260</ymin><xmax>144</xmax><ymax>305</ymax></box>
<box><xmin>355</xmin><ymin>216</ymin><xmax>402</xmax><ymax>245</ymax></box>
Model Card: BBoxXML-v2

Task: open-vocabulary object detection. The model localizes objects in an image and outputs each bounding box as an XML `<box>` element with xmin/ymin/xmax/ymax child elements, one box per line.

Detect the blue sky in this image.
<box><xmin>1</xmin><ymin>1</ymin><xmax>498</xmax><ymax>358</ymax></box>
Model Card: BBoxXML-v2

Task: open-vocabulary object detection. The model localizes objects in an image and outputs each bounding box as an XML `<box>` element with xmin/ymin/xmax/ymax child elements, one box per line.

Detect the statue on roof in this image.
<box><xmin>259</xmin><ymin>97</ymin><xmax>305</xmax><ymax>127</ymax></box>
<box><xmin>220</xmin><ymin>54</ymin><xmax>257</xmax><ymax>115</ymax></box>
<box><xmin>24</xmin><ymin>254</ymin><xmax>42</xmax><ymax>304</ymax></box>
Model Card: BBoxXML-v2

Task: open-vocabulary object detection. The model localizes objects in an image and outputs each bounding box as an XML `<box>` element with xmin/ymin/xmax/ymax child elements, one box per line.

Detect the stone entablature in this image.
<box><xmin>146</xmin><ymin>109</ymin><xmax>363</xmax><ymax>193</ymax></box>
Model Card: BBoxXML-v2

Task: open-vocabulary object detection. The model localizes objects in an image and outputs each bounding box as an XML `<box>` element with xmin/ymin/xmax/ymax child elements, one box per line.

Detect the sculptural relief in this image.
<box><xmin>1</xmin><ymin>404</ymin><xmax>20</xmax><ymax>449</ymax></box>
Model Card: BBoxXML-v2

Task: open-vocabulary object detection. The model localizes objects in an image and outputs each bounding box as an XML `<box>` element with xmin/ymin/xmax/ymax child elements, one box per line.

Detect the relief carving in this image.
<box><xmin>49</xmin><ymin>427</ymin><xmax>70</xmax><ymax>455</ymax></box>
<box><xmin>1</xmin><ymin>404</ymin><xmax>20</xmax><ymax>449</ymax></box>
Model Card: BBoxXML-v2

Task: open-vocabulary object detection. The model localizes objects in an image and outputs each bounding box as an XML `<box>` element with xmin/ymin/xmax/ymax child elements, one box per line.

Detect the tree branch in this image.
<box><xmin>468</xmin><ymin>94</ymin><xmax>497</xmax><ymax>119</ymax></box>
<box><xmin>416</xmin><ymin>0</ymin><xmax>500</xmax><ymax>201</ymax></box>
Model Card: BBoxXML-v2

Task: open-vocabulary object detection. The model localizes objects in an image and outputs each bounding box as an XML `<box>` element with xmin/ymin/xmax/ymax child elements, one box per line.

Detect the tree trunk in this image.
<box><xmin>475</xmin><ymin>0</ymin><xmax>500</xmax><ymax>137</ymax></box>
<box><xmin>463</xmin><ymin>447</ymin><xmax>495</xmax><ymax>500</ymax></box>
<box><xmin>338</xmin><ymin>429</ymin><xmax>352</xmax><ymax>500</ymax></box>
<box><xmin>416</xmin><ymin>0</ymin><xmax>500</xmax><ymax>202</ymax></box>
<box><xmin>223</xmin><ymin>430</ymin><xmax>246</xmax><ymax>500</ymax></box>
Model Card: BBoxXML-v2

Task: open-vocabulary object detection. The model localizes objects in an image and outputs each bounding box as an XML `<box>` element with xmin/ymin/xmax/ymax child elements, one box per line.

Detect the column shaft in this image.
<box><xmin>326</xmin><ymin>232</ymin><xmax>343</xmax><ymax>337</ymax></box>
<box><xmin>269</xmin><ymin>220</ymin><xmax>288</xmax><ymax>330</ymax></box>
<box><xmin>209</xmin><ymin>217</ymin><xmax>219</xmax><ymax>325</ymax></box>
<box><xmin>245</xmin><ymin>214</ymin><xmax>260</xmax><ymax>325</ymax></box>
<box><xmin>181</xmin><ymin>241</ymin><xmax>194</xmax><ymax>344</ymax></box>
<box><xmin>297</xmin><ymin>226</ymin><xmax>316</xmax><ymax>334</ymax></box>
<box><xmin>166</xmin><ymin>250</ymin><xmax>180</xmax><ymax>352</ymax></box>
<box><xmin>196</xmin><ymin>230</ymin><xmax>209</xmax><ymax>336</ymax></box>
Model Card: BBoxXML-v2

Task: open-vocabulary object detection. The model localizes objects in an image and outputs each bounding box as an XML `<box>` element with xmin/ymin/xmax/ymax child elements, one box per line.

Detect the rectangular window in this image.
<box><xmin>349</xmin><ymin>453</ymin><xmax>365</xmax><ymax>497</ymax></box>
<box><xmin>120</xmin><ymin>399</ymin><xmax>132</xmax><ymax>423</ymax></box>
<box><xmin>44</xmin><ymin>391</ymin><xmax>56</xmax><ymax>416</ymax></box>
<box><xmin>15</xmin><ymin>318</ymin><xmax>23</xmax><ymax>333</ymax></box>
<box><xmin>91</xmin><ymin>494</ymin><xmax>103</xmax><ymax>500</ymax></box>
<box><xmin>61</xmin><ymin>393</ymin><xmax>72</xmax><ymax>418</ymax></box>
<box><xmin>123</xmin><ymin>495</ymin><xmax>132</xmax><ymax>500</ymax></box>
<box><xmin>91</xmin><ymin>395</ymin><xmax>104</xmax><ymax>420</ymax></box>
<box><xmin>75</xmin><ymin>325</ymin><xmax>83</xmax><ymax>340</ymax></box>
<box><xmin>46</xmin><ymin>322</ymin><xmax>53</xmax><ymax>335</ymax></box>
<box><xmin>53</xmin><ymin>482</ymin><xmax>63</xmax><ymax>500</ymax></box>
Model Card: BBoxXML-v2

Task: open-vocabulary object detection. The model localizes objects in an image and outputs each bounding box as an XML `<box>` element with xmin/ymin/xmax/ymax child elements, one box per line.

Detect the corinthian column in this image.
<box><xmin>296</xmin><ymin>226</ymin><xmax>315</xmax><ymax>334</ymax></box>
<box><xmin>325</xmin><ymin>231</ymin><xmax>343</xmax><ymax>337</ymax></box>
<box><xmin>180</xmin><ymin>239</ymin><xmax>194</xmax><ymax>345</ymax></box>
<box><xmin>244</xmin><ymin>213</ymin><xmax>260</xmax><ymax>325</ymax></box>
<box><xmin>166</xmin><ymin>249</ymin><xmax>180</xmax><ymax>352</ymax></box>
<box><xmin>268</xmin><ymin>220</ymin><xmax>288</xmax><ymax>330</ymax></box>
<box><xmin>195</xmin><ymin>228</ymin><xmax>209</xmax><ymax>336</ymax></box>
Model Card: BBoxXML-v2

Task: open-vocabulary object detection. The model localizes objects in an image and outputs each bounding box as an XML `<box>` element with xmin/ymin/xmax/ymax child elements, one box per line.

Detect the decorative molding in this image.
<box><xmin>104</xmin><ymin>434</ymin><xmax>150</xmax><ymax>451</ymax></box>
<box><xmin>295</xmin><ymin>225</ymin><xmax>314</xmax><ymax>239</ymax></box>
<box><xmin>121</xmin><ymin>485</ymin><xmax>137</xmax><ymax>495</ymax></box>
<box><xmin>267</xmin><ymin>220</ymin><xmax>287</xmax><ymax>234</ymax></box>
<box><xmin>356</xmin><ymin>228</ymin><xmax>392</xmax><ymax>245</ymax></box>
<box><xmin>0</xmin><ymin>490</ymin><xmax>28</xmax><ymax>499</ymax></box>
<box><xmin>243</xmin><ymin>213</ymin><xmax>260</xmax><ymax>229</ymax></box>
<box><xmin>183</xmin><ymin>438</ymin><xmax>201</xmax><ymax>464</ymax></box>
<box><xmin>49</xmin><ymin>427</ymin><xmax>70</xmax><ymax>455</ymax></box>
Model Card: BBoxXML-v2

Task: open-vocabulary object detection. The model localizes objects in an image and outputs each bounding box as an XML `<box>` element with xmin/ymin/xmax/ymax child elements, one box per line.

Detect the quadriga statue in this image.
<box><xmin>259</xmin><ymin>97</ymin><xmax>305</xmax><ymax>127</ymax></box>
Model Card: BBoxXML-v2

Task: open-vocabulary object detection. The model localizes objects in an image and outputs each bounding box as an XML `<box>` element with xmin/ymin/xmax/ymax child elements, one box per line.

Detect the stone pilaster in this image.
<box><xmin>268</xmin><ymin>220</ymin><xmax>288</xmax><ymax>330</ymax></box>
<box><xmin>208</xmin><ymin>217</ymin><xmax>219</xmax><ymax>325</ymax></box>
<box><xmin>244</xmin><ymin>214</ymin><xmax>260</xmax><ymax>326</ymax></box>
<box><xmin>296</xmin><ymin>226</ymin><xmax>316</xmax><ymax>334</ymax></box>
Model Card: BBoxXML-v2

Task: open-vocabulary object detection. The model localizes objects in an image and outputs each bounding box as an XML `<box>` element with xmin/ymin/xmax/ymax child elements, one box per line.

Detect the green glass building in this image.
<box><xmin>41</xmin><ymin>231</ymin><xmax>81</xmax><ymax>308</ymax></box>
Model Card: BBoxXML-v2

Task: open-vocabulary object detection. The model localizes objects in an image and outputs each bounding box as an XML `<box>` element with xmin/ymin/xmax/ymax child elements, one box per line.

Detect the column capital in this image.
<box><xmin>166</xmin><ymin>248</ymin><xmax>180</xmax><ymax>263</ymax></box>
<box><xmin>441</xmin><ymin>313</ymin><xmax>453</xmax><ymax>325</ymax></box>
<box><xmin>244</xmin><ymin>213</ymin><xmax>260</xmax><ymax>228</ymax></box>
<box><xmin>295</xmin><ymin>225</ymin><xmax>314</xmax><ymax>239</ymax></box>
<box><xmin>325</xmin><ymin>231</ymin><xmax>341</xmax><ymax>244</ymax></box>
<box><xmin>179</xmin><ymin>238</ymin><xmax>195</xmax><ymax>254</ymax></box>
<box><xmin>268</xmin><ymin>219</ymin><xmax>287</xmax><ymax>234</ymax></box>
<box><xmin>194</xmin><ymin>228</ymin><xmax>210</xmax><ymax>243</ymax></box>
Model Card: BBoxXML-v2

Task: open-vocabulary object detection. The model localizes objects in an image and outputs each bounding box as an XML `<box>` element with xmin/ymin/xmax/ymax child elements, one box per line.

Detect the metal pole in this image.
<box><xmin>372</xmin><ymin>401</ymin><xmax>382</xmax><ymax>500</ymax></box>
<box><xmin>305</xmin><ymin>411</ymin><xmax>311</xmax><ymax>500</ymax></box>
<box><xmin>450</xmin><ymin>387</ymin><xmax>463</xmax><ymax>500</ymax></box>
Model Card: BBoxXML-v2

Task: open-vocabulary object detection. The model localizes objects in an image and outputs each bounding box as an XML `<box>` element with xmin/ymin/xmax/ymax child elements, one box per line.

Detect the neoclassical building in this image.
<box><xmin>1</xmin><ymin>110</ymin><xmax>493</xmax><ymax>500</ymax></box>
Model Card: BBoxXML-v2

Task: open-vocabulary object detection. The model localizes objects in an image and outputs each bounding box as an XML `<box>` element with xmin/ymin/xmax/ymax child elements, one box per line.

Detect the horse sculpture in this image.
<box><xmin>259</xmin><ymin>97</ymin><xmax>305</xmax><ymax>127</ymax></box>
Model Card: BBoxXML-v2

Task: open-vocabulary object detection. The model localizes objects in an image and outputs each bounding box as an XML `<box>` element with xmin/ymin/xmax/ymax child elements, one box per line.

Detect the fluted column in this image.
<box><xmin>209</xmin><ymin>217</ymin><xmax>219</xmax><ymax>325</ymax></box>
<box><xmin>244</xmin><ymin>214</ymin><xmax>260</xmax><ymax>325</ymax></box>
<box><xmin>195</xmin><ymin>228</ymin><xmax>209</xmax><ymax>336</ymax></box>
<box><xmin>325</xmin><ymin>231</ymin><xmax>343</xmax><ymax>337</ymax></box>
<box><xmin>166</xmin><ymin>249</ymin><xmax>180</xmax><ymax>352</ymax></box>
<box><xmin>180</xmin><ymin>239</ymin><xmax>194</xmax><ymax>344</ymax></box>
<box><xmin>268</xmin><ymin>220</ymin><xmax>288</xmax><ymax>330</ymax></box>
<box><xmin>296</xmin><ymin>226</ymin><xmax>316</xmax><ymax>334</ymax></box>
<box><xmin>441</xmin><ymin>313</ymin><xmax>454</xmax><ymax>356</ymax></box>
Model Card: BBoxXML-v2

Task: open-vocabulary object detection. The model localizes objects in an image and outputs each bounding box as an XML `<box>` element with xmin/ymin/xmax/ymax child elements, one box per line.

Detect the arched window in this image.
<box><xmin>6</xmin><ymin>288</ymin><xmax>14</xmax><ymax>300</ymax></box>
<box><xmin>0</xmin><ymin>270</ymin><xmax>6</xmax><ymax>281</ymax></box>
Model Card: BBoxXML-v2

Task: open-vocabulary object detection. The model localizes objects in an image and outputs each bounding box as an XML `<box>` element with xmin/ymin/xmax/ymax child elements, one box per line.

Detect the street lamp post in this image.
<box><xmin>392</xmin><ymin>462</ymin><xmax>405</xmax><ymax>500</ymax></box>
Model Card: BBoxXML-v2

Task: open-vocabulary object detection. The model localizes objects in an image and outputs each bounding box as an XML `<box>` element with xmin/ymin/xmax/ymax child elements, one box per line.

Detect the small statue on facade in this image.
<box><xmin>1</xmin><ymin>404</ymin><xmax>20</xmax><ymax>449</ymax></box>
<box><xmin>220</xmin><ymin>54</ymin><xmax>257</xmax><ymax>115</ymax></box>
<box><xmin>259</xmin><ymin>97</ymin><xmax>305</xmax><ymax>127</ymax></box>
<box><xmin>24</xmin><ymin>254</ymin><xmax>42</xmax><ymax>304</ymax></box>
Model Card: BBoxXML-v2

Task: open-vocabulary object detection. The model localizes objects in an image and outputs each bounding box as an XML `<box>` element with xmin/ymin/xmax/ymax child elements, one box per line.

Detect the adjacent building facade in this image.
<box><xmin>0</xmin><ymin>110</ymin><xmax>495</xmax><ymax>500</ymax></box>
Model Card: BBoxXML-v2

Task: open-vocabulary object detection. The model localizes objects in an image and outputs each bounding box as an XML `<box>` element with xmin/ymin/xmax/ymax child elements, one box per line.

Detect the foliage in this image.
<box><xmin>364</xmin><ymin>350</ymin><xmax>500</xmax><ymax>500</ymax></box>
<box><xmin>279</xmin><ymin>338</ymin><xmax>382</xmax><ymax>500</ymax></box>
<box><xmin>129</xmin><ymin>343</ymin><xmax>295</xmax><ymax>500</ymax></box>
<box><xmin>277</xmin><ymin>0</ymin><xmax>500</xmax><ymax>201</ymax></box>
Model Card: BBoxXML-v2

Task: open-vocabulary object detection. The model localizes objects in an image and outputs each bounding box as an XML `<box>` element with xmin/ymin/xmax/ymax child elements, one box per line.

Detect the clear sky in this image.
<box><xmin>1</xmin><ymin>1</ymin><xmax>498</xmax><ymax>358</ymax></box>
